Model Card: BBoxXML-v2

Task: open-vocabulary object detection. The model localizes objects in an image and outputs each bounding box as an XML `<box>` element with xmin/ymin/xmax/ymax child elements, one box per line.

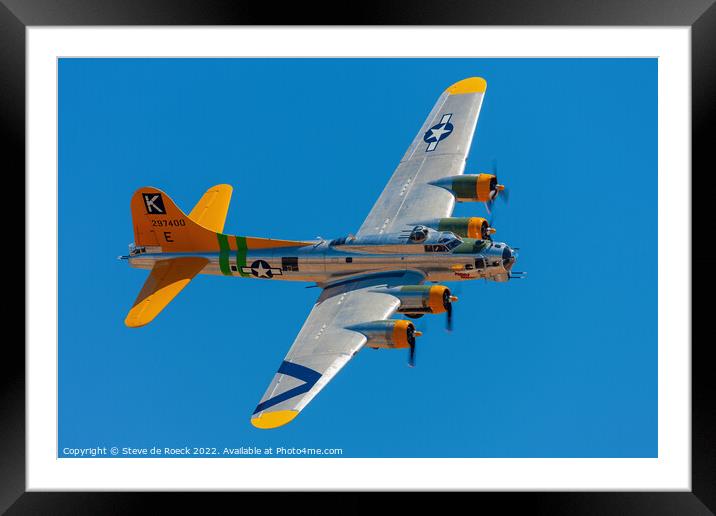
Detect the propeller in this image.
<box><xmin>480</xmin><ymin>219</ymin><xmax>497</xmax><ymax>241</ymax></box>
<box><xmin>485</xmin><ymin>159</ymin><xmax>509</xmax><ymax>214</ymax></box>
<box><xmin>442</xmin><ymin>288</ymin><xmax>458</xmax><ymax>332</ymax></box>
<box><xmin>407</xmin><ymin>324</ymin><xmax>423</xmax><ymax>367</ymax></box>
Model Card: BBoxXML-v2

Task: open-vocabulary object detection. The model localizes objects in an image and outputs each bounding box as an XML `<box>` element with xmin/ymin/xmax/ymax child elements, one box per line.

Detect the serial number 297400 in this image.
<box><xmin>151</xmin><ymin>219</ymin><xmax>186</xmax><ymax>227</ymax></box>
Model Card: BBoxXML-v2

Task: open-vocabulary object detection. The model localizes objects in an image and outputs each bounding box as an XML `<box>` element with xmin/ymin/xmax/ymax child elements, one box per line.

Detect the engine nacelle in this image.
<box><xmin>388</xmin><ymin>285</ymin><xmax>455</xmax><ymax>315</ymax></box>
<box><xmin>351</xmin><ymin>320</ymin><xmax>418</xmax><ymax>350</ymax></box>
<box><xmin>420</xmin><ymin>217</ymin><xmax>495</xmax><ymax>239</ymax></box>
<box><xmin>431</xmin><ymin>173</ymin><xmax>504</xmax><ymax>202</ymax></box>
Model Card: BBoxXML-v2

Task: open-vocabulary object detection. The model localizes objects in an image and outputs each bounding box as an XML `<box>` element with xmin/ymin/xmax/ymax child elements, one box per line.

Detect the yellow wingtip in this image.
<box><xmin>251</xmin><ymin>410</ymin><xmax>299</xmax><ymax>429</ymax></box>
<box><xmin>445</xmin><ymin>77</ymin><xmax>487</xmax><ymax>95</ymax></box>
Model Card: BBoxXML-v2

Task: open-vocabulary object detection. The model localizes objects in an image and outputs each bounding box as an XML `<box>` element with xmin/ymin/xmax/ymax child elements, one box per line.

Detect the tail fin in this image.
<box><xmin>130</xmin><ymin>185</ymin><xmax>313</xmax><ymax>253</ymax></box>
<box><xmin>188</xmin><ymin>184</ymin><xmax>233</xmax><ymax>233</ymax></box>
<box><xmin>130</xmin><ymin>187</ymin><xmax>225</xmax><ymax>253</ymax></box>
<box><xmin>125</xmin><ymin>257</ymin><xmax>208</xmax><ymax>327</ymax></box>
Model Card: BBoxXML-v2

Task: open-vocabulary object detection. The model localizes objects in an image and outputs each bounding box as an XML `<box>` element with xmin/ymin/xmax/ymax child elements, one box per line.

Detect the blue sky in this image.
<box><xmin>58</xmin><ymin>58</ymin><xmax>657</xmax><ymax>458</ymax></box>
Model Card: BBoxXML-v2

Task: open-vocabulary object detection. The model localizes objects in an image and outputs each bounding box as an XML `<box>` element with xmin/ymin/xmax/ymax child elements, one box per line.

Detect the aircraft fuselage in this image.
<box><xmin>126</xmin><ymin>237</ymin><xmax>517</xmax><ymax>285</ymax></box>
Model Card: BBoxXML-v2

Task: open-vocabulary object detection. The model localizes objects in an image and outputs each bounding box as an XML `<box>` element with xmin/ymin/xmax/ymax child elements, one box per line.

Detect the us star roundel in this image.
<box><xmin>423</xmin><ymin>113</ymin><xmax>454</xmax><ymax>152</ymax></box>
<box><xmin>241</xmin><ymin>259</ymin><xmax>282</xmax><ymax>278</ymax></box>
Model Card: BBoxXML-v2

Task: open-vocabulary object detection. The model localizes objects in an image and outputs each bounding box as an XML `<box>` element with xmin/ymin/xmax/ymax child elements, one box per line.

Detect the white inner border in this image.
<box><xmin>27</xmin><ymin>27</ymin><xmax>690</xmax><ymax>491</ymax></box>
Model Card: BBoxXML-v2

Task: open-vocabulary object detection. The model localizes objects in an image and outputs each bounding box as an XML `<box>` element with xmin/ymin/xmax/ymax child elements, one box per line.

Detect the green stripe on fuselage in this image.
<box><xmin>217</xmin><ymin>233</ymin><xmax>232</xmax><ymax>275</ymax></box>
<box><xmin>235</xmin><ymin>236</ymin><xmax>250</xmax><ymax>277</ymax></box>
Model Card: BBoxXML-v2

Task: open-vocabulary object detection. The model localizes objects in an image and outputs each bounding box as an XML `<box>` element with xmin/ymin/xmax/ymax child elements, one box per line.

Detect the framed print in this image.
<box><xmin>3</xmin><ymin>0</ymin><xmax>714</xmax><ymax>513</ymax></box>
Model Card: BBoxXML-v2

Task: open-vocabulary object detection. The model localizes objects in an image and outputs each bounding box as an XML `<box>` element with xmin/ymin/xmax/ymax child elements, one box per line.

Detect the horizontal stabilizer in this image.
<box><xmin>125</xmin><ymin>257</ymin><xmax>208</xmax><ymax>328</ymax></box>
<box><xmin>188</xmin><ymin>184</ymin><xmax>233</xmax><ymax>233</ymax></box>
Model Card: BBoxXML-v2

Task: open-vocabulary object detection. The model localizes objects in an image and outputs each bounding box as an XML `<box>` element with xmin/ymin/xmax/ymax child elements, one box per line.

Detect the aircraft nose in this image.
<box><xmin>501</xmin><ymin>245</ymin><xmax>517</xmax><ymax>270</ymax></box>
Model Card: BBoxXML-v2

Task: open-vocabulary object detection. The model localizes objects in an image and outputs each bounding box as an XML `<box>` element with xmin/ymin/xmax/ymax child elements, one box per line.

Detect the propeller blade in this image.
<box><xmin>488</xmin><ymin>212</ymin><xmax>497</xmax><ymax>229</ymax></box>
<box><xmin>407</xmin><ymin>324</ymin><xmax>421</xmax><ymax>367</ymax></box>
<box><xmin>488</xmin><ymin>158</ymin><xmax>508</xmax><ymax>205</ymax></box>
<box><xmin>443</xmin><ymin>289</ymin><xmax>455</xmax><ymax>332</ymax></box>
<box><xmin>501</xmin><ymin>187</ymin><xmax>510</xmax><ymax>204</ymax></box>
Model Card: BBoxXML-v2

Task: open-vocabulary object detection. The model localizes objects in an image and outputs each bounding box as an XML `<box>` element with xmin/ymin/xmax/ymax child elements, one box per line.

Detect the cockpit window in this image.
<box><xmin>446</xmin><ymin>239</ymin><xmax>461</xmax><ymax>250</ymax></box>
<box><xmin>424</xmin><ymin>244</ymin><xmax>448</xmax><ymax>253</ymax></box>
<box><xmin>436</xmin><ymin>233</ymin><xmax>463</xmax><ymax>250</ymax></box>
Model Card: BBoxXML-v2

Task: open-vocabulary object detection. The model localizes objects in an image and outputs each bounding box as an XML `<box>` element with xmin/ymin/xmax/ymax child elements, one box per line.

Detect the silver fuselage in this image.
<box><xmin>126</xmin><ymin>236</ymin><xmax>517</xmax><ymax>284</ymax></box>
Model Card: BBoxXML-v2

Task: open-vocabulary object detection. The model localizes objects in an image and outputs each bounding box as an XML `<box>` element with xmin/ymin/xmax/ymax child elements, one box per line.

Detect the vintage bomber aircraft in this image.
<box><xmin>121</xmin><ymin>77</ymin><xmax>523</xmax><ymax>429</ymax></box>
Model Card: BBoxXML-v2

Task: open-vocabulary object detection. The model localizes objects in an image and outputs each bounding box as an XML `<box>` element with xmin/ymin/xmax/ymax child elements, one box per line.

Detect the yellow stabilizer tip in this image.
<box><xmin>124</xmin><ymin>301</ymin><xmax>153</xmax><ymax>328</ymax></box>
<box><xmin>124</xmin><ymin>316</ymin><xmax>148</xmax><ymax>328</ymax></box>
<box><xmin>445</xmin><ymin>77</ymin><xmax>487</xmax><ymax>95</ymax></box>
<box><xmin>188</xmin><ymin>184</ymin><xmax>233</xmax><ymax>234</ymax></box>
<box><xmin>251</xmin><ymin>410</ymin><xmax>299</xmax><ymax>429</ymax></box>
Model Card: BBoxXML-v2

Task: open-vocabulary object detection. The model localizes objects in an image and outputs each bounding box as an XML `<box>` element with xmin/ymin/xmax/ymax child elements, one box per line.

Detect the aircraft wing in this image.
<box><xmin>356</xmin><ymin>77</ymin><xmax>487</xmax><ymax>238</ymax></box>
<box><xmin>251</xmin><ymin>270</ymin><xmax>425</xmax><ymax>429</ymax></box>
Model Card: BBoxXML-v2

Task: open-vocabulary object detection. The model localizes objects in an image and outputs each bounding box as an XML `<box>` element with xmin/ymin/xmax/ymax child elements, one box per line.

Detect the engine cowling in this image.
<box><xmin>389</xmin><ymin>285</ymin><xmax>456</xmax><ymax>315</ymax></box>
<box><xmin>351</xmin><ymin>320</ymin><xmax>419</xmax><ymax>349</ymax></box>
<box><xmin>431</xmin><ymin>173</ymin><xmax>504</xmax><ymax>202</ymax></box>
<box><xmin>434</xmin><ymin>217</ymin><xmax>495</xmax><ymax>239</ymax></box>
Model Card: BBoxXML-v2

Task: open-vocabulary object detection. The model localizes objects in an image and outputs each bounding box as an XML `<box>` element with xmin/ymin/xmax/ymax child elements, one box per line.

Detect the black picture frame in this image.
<box><xmin>3</xmin><ymin>1</ymin><xmax>712</xmax><ymax>513</ymax></box>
